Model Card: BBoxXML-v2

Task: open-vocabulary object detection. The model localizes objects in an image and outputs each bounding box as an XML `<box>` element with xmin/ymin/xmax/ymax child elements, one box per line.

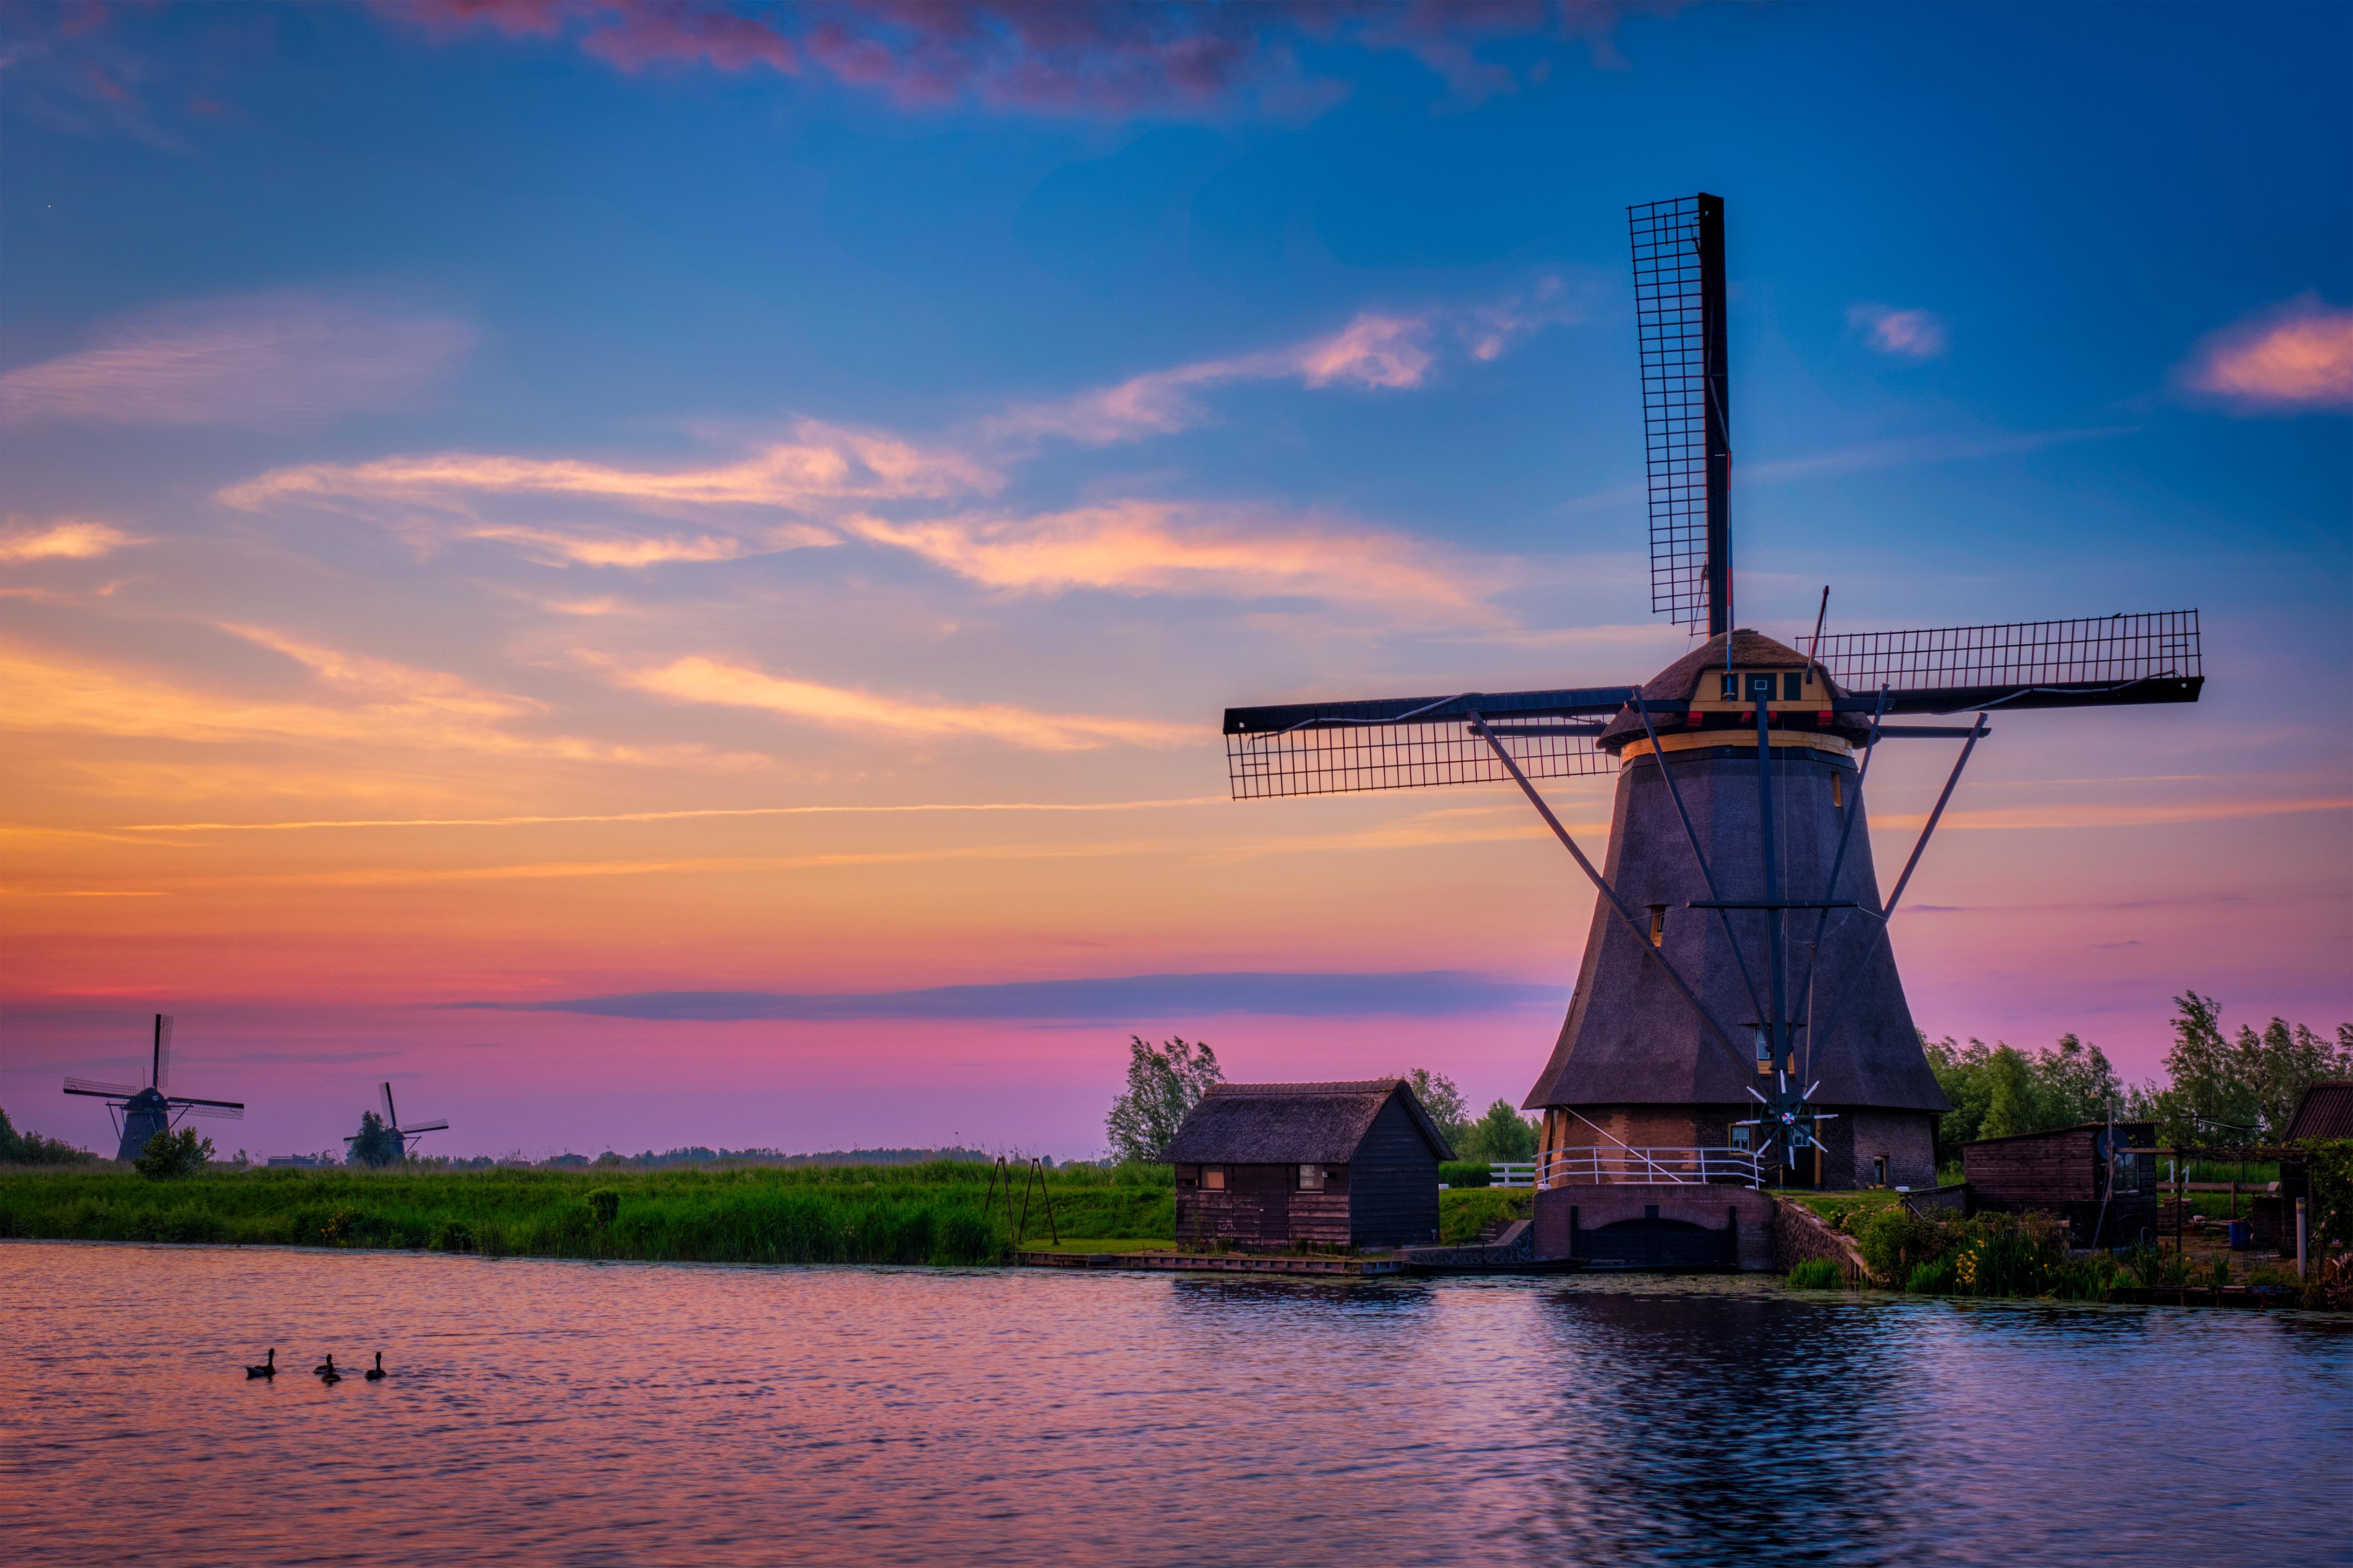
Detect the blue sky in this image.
<box><xmin>2</xmin><ymin>2</ymin><xmax>2346</xmax><ymax>1158</ymax></box>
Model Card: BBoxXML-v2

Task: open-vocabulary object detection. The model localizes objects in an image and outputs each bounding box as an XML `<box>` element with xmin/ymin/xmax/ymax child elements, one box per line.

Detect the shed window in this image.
<box><xmin>1298</xmin><ymin>1164</ymin><xmax>1325</xmax><ymax>1192</ymax></box>
<box><xmin>1203</xmin><ymin>1168</ymin><xmax>1225</xmax><ymax>1190</ymax></box>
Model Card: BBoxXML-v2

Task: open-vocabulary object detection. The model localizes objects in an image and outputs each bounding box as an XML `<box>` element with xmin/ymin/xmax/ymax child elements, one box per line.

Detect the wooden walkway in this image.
<box><xmin>1016</xmin><ymin>1249</ymin><xmax>1407</xmax><ymax>1277</ymax></box>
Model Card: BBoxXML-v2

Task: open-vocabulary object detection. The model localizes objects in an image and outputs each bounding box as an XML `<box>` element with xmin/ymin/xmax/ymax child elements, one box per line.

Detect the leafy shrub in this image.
<box><xmin>1439</xmin><ymin>1161</ymin><xmax>1491</xmax><ymax>1188</ymax></box>
<box><xmin>1905</xmin><ymin>1258</ymin><xmax>1957</xmax><ymax>1294</ymax></box>
<box><xmin>1857</xmin><ymin>1206</ymin><xmax>1946</xmax><ymax>1284</ymax></box>
<box><xmin>134</xmin><ymin>1128</ymin><xmax>213</xmax><ymax>1179</ymax></box>
<box><xmin>1786</xmin><ymin>1258</ymin><xmax>1845</xmax><ymax>1290</ymax></box>
<box><xmin>435</xmin><ymin>1220</ymin><xmax>476</xmax><ymax>1252</ymax></box>
<box><xmin>586</xmin><ymin>1188</ymin><xmax>620</xmax><ymax>1229</ymax></box>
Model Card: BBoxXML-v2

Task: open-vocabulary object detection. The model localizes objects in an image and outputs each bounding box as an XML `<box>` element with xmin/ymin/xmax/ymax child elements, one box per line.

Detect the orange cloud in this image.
<box><xmin>218</xmin><ymin>419</ymin><xmax>996</xmax><ymax>514</ymax></box>
<box><xmin>620</xmin><ymin>655</ymin><xmax>1192</xmax><ymax>751</ymax></box>
<box><xmin>2183</xmin><ymin>295</ymin><xmax>2353</xmax><ymax>411</ymax></box>
<box><xmin>845</xmin><ymin>501</ymin><xmax>1491</xmax><ymax>616</ymax></box>
<box><xmin>0</xmin><ymin>517</ymin><xmax>140</xmax><ymax>563</ymax></box>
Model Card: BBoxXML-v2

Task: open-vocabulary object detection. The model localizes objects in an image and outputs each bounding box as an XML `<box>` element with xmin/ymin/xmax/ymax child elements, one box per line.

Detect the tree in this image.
<box><xmin>1976</xmin><ymin>1045</ymin><xmax>2037</xmax><ymax>1141</ymax></box>
<box><xmin>1396</xmin><ymin>1068</ymin><xmax>1471</xmax><ymax>1151</ymax></box>
<box><xmin>0</xmin><ymin>1104</ymin><xmax>93</xmax><ymax>1165</ymax></box>
<box><xmin>2159</xmin><ymin>990</ymin><xmax>2261</xmax><ymax>1144</ymax></box>
<box><xmin>2244</xmin><ymin>1017</ymin><xmax>2353</xmax><ymax>1139</ymax></box>
<box><xmin>349</xmin><ymin>1110</ymin><xmax>405</xmax><ymax>1168</ymax></box>
<box><xmin>1104</xmin><ymin>1036</ymin><xmax>1222</xmax><ymax>1164</ymax></box>
<box><xmin>134</xmin><ymin>1127</ymin><xmax>213</xmax><ymax>1179</ymax></box>
<box><xmin>1460</xmin><ymin>1099</ymin><xmax>1537</xmax><ymax>1164</ymax></box>
<box><xmin>2036</xmin><ymin>1033</ymin><xmax>2123</xmax><ymax>1127</ymax></box>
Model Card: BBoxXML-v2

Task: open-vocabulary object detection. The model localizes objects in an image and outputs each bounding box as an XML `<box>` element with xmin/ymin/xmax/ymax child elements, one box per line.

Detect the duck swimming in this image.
<box><xmin>364</xmin><ymin>1352</ymin><xmax>385</xmax><ymax>1381</ymax></box>
<box><xmin>314</xmin><ymin>1353</ymin><xmax>340</xmax><ymax>1382</ymax></box>
<box><xmin>246</xmin><ymin>1349</ymin><xmax>276</xmax><ymax>1379</ymax></box>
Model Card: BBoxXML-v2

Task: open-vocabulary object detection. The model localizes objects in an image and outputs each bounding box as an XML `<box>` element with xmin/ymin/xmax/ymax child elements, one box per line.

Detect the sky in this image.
<box><xmin>2</xmin><ymin>1</ymin><xmax>2347</xmax><ymax>1161</ymax></box>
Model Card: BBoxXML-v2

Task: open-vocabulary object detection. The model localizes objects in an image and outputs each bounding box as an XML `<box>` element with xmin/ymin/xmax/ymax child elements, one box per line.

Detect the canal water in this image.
<box><xmin>3</xmin><ymin>1243</ymin><xmax>2346</xmax><ymax>1565</ymax></box>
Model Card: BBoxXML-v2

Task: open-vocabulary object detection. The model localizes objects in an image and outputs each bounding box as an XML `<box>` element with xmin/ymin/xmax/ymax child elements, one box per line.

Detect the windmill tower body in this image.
<box><xmin>115</xmin><ymin>1088</ymin><xmax>174</xmax><ymax>1164</ymax></box>
<box><xmin>1522</xmin><ymin>631</ymin><xmax>1947</xmax><ymax>1189</ymax></box>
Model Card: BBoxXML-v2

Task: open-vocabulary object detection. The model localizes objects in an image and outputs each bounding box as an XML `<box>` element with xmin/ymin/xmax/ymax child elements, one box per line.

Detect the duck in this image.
<box><xmin>364</xmin><ymin>1352</ymin><xmax>385</xmax><ymax>1382</ymax></box>
<box><xmin>245</xmin><ymin>1349</ymin><xmax>277</xmax><ymax>1379</ymax></box>
<box><xmin>314</xmin><ymin>1353</ymin><xmax>340</xmax><ymax>1381</ymax></box>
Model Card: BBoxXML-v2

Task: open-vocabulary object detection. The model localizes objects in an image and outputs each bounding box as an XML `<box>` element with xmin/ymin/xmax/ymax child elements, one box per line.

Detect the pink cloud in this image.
<box><xmin>2181</xmin><ymin>294</ymin><xmax>2353</xmax><ymax>413</ymax></box>
<box><xmin>0</xmin><ymin>291</ymin><xmax>472</xmax><ymax>430</ymax></box>
<box><xmin>381</xmin><ymin>2</ymin><xmax>1671</xmax><ymax>118</ymax></box>
<box><xmin>1847</xmin><ymin>303</ymin><xmax>1948</xmax><ymax>359</ymax></box>
<box><xmin>580</xmin><ymin>3</ymin><xmax>798</xmax><ymax>74</ymax></box>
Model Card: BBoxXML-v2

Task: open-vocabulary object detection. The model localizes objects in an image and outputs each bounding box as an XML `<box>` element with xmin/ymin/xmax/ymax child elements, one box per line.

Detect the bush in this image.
<box><xmin>1786</xmin><ymin>1258</ymin><xmax>1845</xmax><ymax>1290</ymax></box>
<box><xmin>586</xmin><ymin>1188</ymin><xmax>620</xmax><ymax>1228</ymax></box>
<box><xmin>1905</xmin><ymin>1258</ymin><xmax>1958</xmax><ymax>1294</ymax></box>
<box><xmin>1439</xmin><ymin>1161</ymin><xmax>1491</xmax><ymax>1188</ymax></box>
<box><xmin>1857</xmin><ymin>1206</ymin><xmax>1946</xmax><ymax>1284</ymax></box>
<box><xmin>133</xmin><ymin>1128</ymin><xmax>213</xmax><ymax>1179</ymax></box>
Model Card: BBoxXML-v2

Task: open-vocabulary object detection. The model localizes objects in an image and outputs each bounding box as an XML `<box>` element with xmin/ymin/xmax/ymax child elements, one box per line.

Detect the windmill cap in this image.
<box><xmin>1595</xmin><ymin>628</ymin><xmax>1872</xmax><ymax>751</ymax></box>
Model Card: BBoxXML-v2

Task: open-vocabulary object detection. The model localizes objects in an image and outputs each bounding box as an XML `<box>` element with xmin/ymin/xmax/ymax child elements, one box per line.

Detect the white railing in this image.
<box><xmin>1537</xmin><ymin>1147</ymin><xmax>1764</xmax><ymax>1189</ymax></box>
<box><xmin>1489</xmin><ymin>1162</ymin><xmax>1536</xmax><ymax>1188</ymax></box>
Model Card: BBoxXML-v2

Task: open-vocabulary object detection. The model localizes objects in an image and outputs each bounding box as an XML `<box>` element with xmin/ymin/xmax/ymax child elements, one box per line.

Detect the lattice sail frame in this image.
<box><xmin>1226</xmin><ymin>720</ymin><xmax>1611</xmax><ymax>800</ymax></box>
<box><xmin>1811</xmin><ymin>611</ymin><xmax>2201</xmax><ymax>697</ymax></box>
<box><xmin>1629</xmin><ymin>195</ymin><xmax>1724</xmax><ymax>632</ymax></box>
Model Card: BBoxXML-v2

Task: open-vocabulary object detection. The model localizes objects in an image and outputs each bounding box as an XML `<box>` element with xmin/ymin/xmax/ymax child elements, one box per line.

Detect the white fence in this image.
<box><xmin>1488</xmin><ymin>1162</ymin><xmax>1536</xmax><ymax>1188</ymax></box>
<box><xmin>1536</xmin><ymin>1147</ymin><xmax>1765</xmax><ymax>1189</ymax></box>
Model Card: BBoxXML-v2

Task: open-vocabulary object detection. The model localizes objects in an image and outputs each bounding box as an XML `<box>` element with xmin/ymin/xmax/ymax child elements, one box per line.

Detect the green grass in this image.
<box><xmin>0</xmin><ymin>1161</ymin><xmax>1174</xmax><ymax>1268</ymax></box>
<box><xmin>1782</xmin><ymin>1189</ymin><xmax>1906</xmax><ymax>1236</ymax></box>
<box><xmin>1786</xmin><ymin>1258</ymin><xmax>1846</xmax><ymax>1290</ymax></box>
<box><xmin>1439</xmin><ymin>1186</ymin><xmax>1531</xmax><ymax>1243</ymax></box>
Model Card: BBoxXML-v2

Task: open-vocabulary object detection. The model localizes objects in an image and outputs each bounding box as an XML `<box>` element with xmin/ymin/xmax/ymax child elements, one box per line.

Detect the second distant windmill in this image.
<box><xmin>346</xmin><ymin>1082</ymin><xmax>450</xmax><ymax>1167</ymax></box>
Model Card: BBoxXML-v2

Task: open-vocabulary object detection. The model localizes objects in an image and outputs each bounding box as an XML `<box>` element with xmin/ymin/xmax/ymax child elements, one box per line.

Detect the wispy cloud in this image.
<box><xmin>1847</xmin><ymin>304</ymin><xmax>1948</xmax><ymax>359</ymax></box>
<box><xmin>219</xmin><ymin>418</ymin><xmax>992</xmax><ymax>515</ymax></box>
<box><xmin>618</xmin><ymin>654</ymin><xmax>1192</xmax><ymax>751</ymax></box>
<box><xmin>988</xmin><ymin>288</ymin><xmax>1579</xmax><ymax>448</ymax></box>
<box><xmin>384</xmin><ymin>2</ymin><xmax>1663</xmax><ymax>119</ymax></box>
<box><xmin>453</xmin><ymin>970</ymin><xmax>1563</xmax><ymax>1021</ymax></box>
<box><xmin>1553</xmin><ymin>426</ymin><xmax>2132</xmax><ymax>512</ymax></box>
<box><xmin>0</xmin><ymin>291</ymin><xmax>472</xmax><ymax>429</ymax></box>
<box><xmin>0</xmin><ymin>517</ymin><xmax>140</xmax><ymax>563</ymax></box>
<box><xmin>845</xmin><ymin>501</ymin><xmax>1490</xmax><ymax>616</ymax></box>
<box><xmin>2180</xmin><ymin>294</ymin><xmax>2353</xmax><ymax>412</ymax></box>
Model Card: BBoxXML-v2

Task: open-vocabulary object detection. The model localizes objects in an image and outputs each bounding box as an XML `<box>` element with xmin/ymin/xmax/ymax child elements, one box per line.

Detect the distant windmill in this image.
<box><xmin>64</xmin><ymin>1014</ymin><xmax>244</xmax><ymax>1162</ymax></box>
<box><xmin>346</xmin><ymin>1081</ymin><xmax>449</xmax><ymax>1165</ymax></box>
<box><xmin>1221</xmin><ymin>193</ymin><xmax>2203</xmax><ymax>1191</ymax></box>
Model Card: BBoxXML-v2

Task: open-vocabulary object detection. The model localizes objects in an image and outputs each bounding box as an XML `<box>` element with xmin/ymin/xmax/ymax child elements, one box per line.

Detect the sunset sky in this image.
<box><xmin>4</xmin><ymin>2</ymin><xmax>2347</xmax><ymax>1161</ymax></box>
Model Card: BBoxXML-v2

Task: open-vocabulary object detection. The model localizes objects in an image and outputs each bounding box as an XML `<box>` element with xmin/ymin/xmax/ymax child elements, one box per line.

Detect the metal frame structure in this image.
<box><xmin>1630</xmin><ymin>194</ymin><xmax>1730</xmax><ymax>634</ymax></box>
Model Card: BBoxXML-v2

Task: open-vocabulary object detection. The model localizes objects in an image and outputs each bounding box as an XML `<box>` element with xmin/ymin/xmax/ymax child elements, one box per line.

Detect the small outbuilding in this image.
<box><xmin>1169</xmin><ymin>1079</ymin><xmax>1454</xmax><ymax>1251</ymax></box>
<box><xmin>1963</xmin><ymin>1121</ymin><xmax>2158</xmax><ymax>1247</ymax></box>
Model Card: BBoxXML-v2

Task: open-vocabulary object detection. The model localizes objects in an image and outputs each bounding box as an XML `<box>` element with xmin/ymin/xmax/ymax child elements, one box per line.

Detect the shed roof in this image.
<box><xmin>2286</xmin><ymin>1081</ymin><xmax>2353</xmax><ymax>1142</ymax></box>
<box><xmin>1964</xmin><ymin>1120</ymin><xmax>2156</xmax><ymax>1149</ymax></box>
<box><xmin>1167</xmin><ymin>1079</ymin><xmax>1455</xmax><ymax>1165</ymax></box>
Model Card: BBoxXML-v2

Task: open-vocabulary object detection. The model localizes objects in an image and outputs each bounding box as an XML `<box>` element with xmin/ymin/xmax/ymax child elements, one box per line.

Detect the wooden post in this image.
<box><xmin>2297</xmin><ymin>1197</ymin><xmax>2308</xmax><ymax>1279</ymax></box>
<box><xmin>1032</xmin><ymin>1158</ymin><xmax>1060</xmax><ymax>1246</ymax></box>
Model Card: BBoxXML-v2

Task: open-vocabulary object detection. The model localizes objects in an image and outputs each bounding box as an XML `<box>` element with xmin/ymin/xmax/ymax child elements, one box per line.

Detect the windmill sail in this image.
<box><xmin>1630</xmin><ymin>194</ymin><xmax>1729</xmax><ymax>635</ymax></box>
<box><xmin>1809</xmin><ymin>610</ymin><xmax>2201</xmax><ymax>712</ymax></box>
<box><xmin>153</xmin><ymin>1014</ymin><xmax>174</xmax><ymax>1091</ymax></box>
<box><xmin>1224</xmin><ymin>686</ymin><xmax>1630</xmax><ymax>800</ymax></box>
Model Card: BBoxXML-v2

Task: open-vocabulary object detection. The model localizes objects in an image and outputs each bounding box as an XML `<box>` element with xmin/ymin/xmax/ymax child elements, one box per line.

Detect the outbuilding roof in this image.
<box><xmin>1167</xmin><ymin>1079</ymin><xmax>1455</xmax><ymax>1165</ymax></box>
<box><xmin>2286</xmin><ymin>1081</ymin><xmax>2353</xmax><ymax>1142</ymax></box>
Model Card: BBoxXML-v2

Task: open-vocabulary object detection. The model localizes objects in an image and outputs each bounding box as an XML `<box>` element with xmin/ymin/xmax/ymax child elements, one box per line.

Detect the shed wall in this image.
<box><xmin>1350</xmin><ymin>1097</ymin><xmax>1442</xmax><ymax>1247</ymax></box>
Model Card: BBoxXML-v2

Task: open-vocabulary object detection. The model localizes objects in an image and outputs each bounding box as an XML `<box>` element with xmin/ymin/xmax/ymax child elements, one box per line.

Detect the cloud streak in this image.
<box><xmin>2180</xmin><ymin>294</ymin><xmax>2353</xmax><ymax>412</ymax></box>
<box><xmin>1847</xmin><ymin>304</ymin><xmax>1947</xmax><ymax>359</ymax></box>
<box><xmin>0</xmin><ymin>518</ymin><xmax>140</xmax><ymax>563</ymax></box>
<box><xmin>619</xmin><ymin>654</ymin><xmax>1193</xmax><ymax>750</ymax></box>
<box><xmin>454</xmin><ymin>970</ymin><xmax>1564</xmax><ymax>1021</ymax></box>
<box><xmin>0</xmin><ymin>291</ymin><xmax>472</xmax><ymax>429</ymax></box>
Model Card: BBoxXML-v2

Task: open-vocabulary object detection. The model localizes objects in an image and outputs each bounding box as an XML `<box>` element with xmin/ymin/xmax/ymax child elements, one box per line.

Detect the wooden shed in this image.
<box><xmin>1963</xmin><ymin>1121</ymin><xmax>2158</xmax><ymax>1247</ymax></box>
<box><xmin>1169</xmin><ymin>1080</ymin><xmax>1454</xmax><ymax>1251</ymax></box>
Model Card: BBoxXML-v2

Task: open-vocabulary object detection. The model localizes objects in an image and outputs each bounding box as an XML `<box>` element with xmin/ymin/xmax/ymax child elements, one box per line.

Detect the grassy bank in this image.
<box><xmin>0</xmin><ymin>1163</ymin><xmax>1535</xmax><ymax>1266</ymax></box>
<box><xmin>0</xmin><ymin>1161</ymin><xmax>1173</xmax><ymax>1268</ymax></box>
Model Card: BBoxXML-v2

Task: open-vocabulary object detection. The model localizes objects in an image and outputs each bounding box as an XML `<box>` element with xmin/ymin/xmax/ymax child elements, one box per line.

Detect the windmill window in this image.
<box><xmin>1648</xmin><ymin>905</ymin><xmax>1667</xmax><ymax>946</ymax></box>
<box><xmin>1203</xmin><ymin>1168</ymin><xmax>1225</xmax><ymax>1190</ymax></box>
<box><xmin>1720</xmin><ymin>672</ymin><xmax>1738</xmax><ymax>700</ymax></box>
<box><xmin>1784</xmin><ymin>672</ymin><xmax>1803</xmax><ymax>700</ymax></box>
<box><xmin>1729</xmin><ymin>1125</ymin><xmax>1752</xmax><ymax>1151</ymax></box>
<box><xmin>1832</xmin><ymin>772</ymin><xmax>1844</xmax><ymax>808</ymax></box>
<box><xmin>1298</xmin><ymin>1164</ymin><xmax>1325</xmax><ymax>1192</ymax></box>
<box><xmin>1873</xmin><ymin>1156</ymin><xmax>1889</xmax><ymax>1187</ymax></box>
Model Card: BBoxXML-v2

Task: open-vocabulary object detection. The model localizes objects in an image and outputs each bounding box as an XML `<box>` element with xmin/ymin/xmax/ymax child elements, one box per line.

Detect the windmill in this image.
<box><xmin>1221</xmin><ymin>193</ymin><xmax>2201</xmax><ymax>1191</ymax></box>
<box><xmin>63</xmin><ymin>1014</ymin><xmax>244</xmax><ymax>1163</ymax></box>
<box><xmin>346</xmin><ymin>1081</ymin><xmax>449</xmax><ymax>1165</ymax></box>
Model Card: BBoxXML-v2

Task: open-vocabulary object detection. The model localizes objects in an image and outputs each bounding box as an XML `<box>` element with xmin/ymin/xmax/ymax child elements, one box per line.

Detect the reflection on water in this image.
<box><xmin>1</xmin><ymin>1245</ymin><xmax>2346</xmax><ymax>1566</ymax></box>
